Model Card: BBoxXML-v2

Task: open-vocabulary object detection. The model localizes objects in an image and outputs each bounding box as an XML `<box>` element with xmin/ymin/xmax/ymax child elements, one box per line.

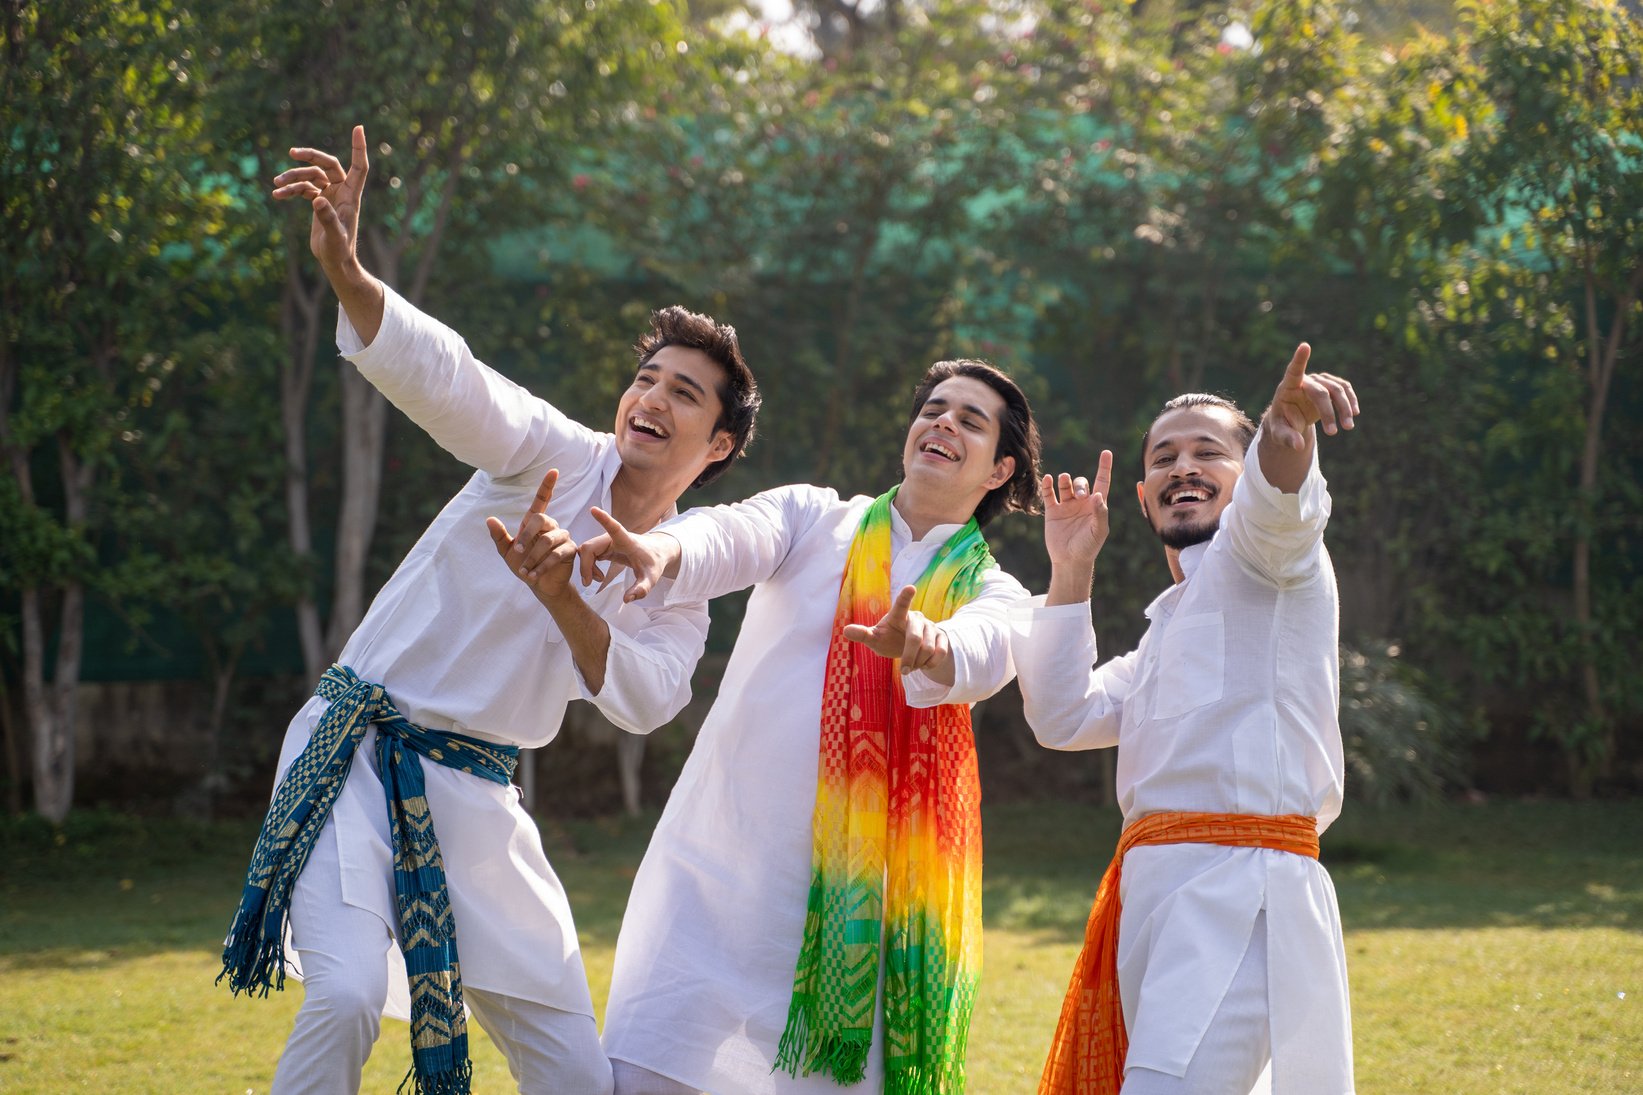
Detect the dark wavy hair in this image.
<box><xmin>906</xmin><ymin>359</ymin><xmax>1043</xmax><ymax>527</ymax></box>
<box><xmin>634</xmin><ymin>306</ymin><xmax>761</xmax><ymax>489</ymax></box>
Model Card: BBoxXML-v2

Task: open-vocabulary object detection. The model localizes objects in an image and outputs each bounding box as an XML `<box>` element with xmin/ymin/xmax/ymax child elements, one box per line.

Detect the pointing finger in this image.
<box><xmin>589</xmin><ymin>506</ymin><xmax>629</xmax><ymax>544</ymax></box>
<box><xmin>884</xmin><ymin>585</ymin><xmax>917</xmax><ymax>629</ymax></box>
<box><xmin>1093</xmin><ymin>449</ymin><xmax>1113</xmax><ymax>499</ymax></box>
<box><xmin>350</xmin><ymin>124</ymin><xmax>369</xmax><ymax>183</ymax></box>
<box><xmin>526</xmin><ymin>468</ymin><xmax>558</xmax><ymax>518</ymax></box>
<box><xmin>1281</xmin><ymin>342</ymin><xmax>1312</xmax><ymax>388</ymax></box>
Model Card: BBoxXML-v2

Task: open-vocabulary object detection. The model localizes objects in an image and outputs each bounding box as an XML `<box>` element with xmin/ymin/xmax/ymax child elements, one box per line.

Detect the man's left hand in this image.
<box><xmin>1264</xmin><ymin>343</ymin><xmax>1360</xmax><ymax>450</ymax></box>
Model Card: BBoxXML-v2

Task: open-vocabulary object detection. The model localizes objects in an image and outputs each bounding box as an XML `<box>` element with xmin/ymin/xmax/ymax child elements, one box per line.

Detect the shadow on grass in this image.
<box><xmin>3</xmin><ymin>799</ymin><xmax>1639</xmax><ymax>973</ymax></box>
<box><xmin>976</xmin><ymin>798</ymin><xmax>1643</xmax><ymax>942</ymax></box>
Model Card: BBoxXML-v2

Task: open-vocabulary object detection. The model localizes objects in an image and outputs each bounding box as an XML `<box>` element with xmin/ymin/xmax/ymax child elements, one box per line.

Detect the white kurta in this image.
<box><xmin>601</xmin><ymin>485</ymin><xmax>1027</xmax><ymax>1094</ymax></box>
<box><xmin>1011</xmin><ymin>433</ymin><xmax>1354</xmax><ymax>1094</ymax></box>
<box><xmin>274</xmin><ymin>286</ymin><xmax>710</xmax><ymax>1021</ymax></box>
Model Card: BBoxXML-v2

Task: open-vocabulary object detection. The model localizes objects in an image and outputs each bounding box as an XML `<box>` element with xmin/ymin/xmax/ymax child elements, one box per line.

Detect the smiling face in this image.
<box><xmin>1137</xmin><ymin>404</ymin><xmax>1248</xmax><ymax>550</ymax></box>
<box><xmin>900</xmin><ymin>375</ymin><xmax>1016</xmax><ymax>519</ymax></box>
<box><xmin>613</xmin><ymin>344</ymin><xmax>736</xmax><ymax>481</ymax></box>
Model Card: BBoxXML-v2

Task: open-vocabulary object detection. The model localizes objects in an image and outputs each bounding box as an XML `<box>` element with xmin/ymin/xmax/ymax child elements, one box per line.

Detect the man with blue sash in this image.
<box><xmin>220</xmin><ymin>126</ymin><xmax>761</xmax><ymax>1095</ymax></box>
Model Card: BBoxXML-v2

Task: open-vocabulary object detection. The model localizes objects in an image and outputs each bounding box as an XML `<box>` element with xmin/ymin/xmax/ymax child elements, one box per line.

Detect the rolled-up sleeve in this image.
<box><xmin>1009</xmin><ymin>597</ymin><xmax>1135</xmax><ymax>750</ymax></box>
<box><xmin>574</xmin><ymin>576</ymin><xmax>709</xmax><ymax>734</ymax></box>
<box><xmin>903</xmin><ymin>567</ymin><xmax>1027</xmax><ymax>707</ymax></box>
<box><xmin>1220</xmin><ymin>427</ymin><xmax>1332</xmax><ymax>587</ymax></box>
<box><xmin>339</xmin><ymin>286</ymin><xmax>599</xmax><ymax>481</ymax></box>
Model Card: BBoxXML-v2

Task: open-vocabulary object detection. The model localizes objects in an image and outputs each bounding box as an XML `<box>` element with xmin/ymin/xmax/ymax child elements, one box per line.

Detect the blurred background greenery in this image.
<box><xmin>2</xmin><ymin>0</ymin><xmax>1640</xmax><ymax>824</ymax></box>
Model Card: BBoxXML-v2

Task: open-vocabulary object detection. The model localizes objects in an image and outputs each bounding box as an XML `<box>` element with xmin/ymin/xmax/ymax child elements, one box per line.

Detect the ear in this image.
<box><xmin>1135</xmin><ymin>481</ymin><xmax>1147</xmax><ymax>515</ymax></box>
<box><xmin>984</xmin><ymin>454</ymin><xmax>1016</xmax><ymax>491</ymax></box>
<box><xmin>705</xmin><ymin>429</ymin><xmax>736</xmax><ymax>464</ymax></box>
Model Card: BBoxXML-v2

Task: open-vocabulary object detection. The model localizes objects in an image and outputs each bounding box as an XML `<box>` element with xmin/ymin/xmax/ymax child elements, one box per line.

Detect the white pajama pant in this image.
<box><xmin>1122</xmin><ymin>911</ymin><xmax>1273</xmax><ymax>1095</ymax></box>
<box><xmin>271</xmin><ymin>817</ymin><xmax>613</xmax><ymax>1095</ymax></box>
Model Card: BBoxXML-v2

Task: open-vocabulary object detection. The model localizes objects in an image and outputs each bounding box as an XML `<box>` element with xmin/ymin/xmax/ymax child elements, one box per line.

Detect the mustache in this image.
<box><xmin>1162</xmin><ymin>476</ymin><xmax>1216</xmax><ymax>501</ymax></box>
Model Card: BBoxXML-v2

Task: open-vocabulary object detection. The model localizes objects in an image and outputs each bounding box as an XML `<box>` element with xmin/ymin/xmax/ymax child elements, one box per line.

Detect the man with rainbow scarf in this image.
<box><xmin>580</xmin><ymin>360</ymin><xmax>1042</xmax><ymax>1094</ymax></box>
<box><xmin>1013</xmin><ymin>344</ymin><xmax>1360</xmax><ymax>1095</ymax></box>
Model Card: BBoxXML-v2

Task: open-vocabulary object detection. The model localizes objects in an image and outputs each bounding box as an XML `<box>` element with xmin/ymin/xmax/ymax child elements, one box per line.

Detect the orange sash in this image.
<box><xmin>1037</xmin><ymin>811</ymin><xmax>1320</xmax><ymax>1095</ymax></box>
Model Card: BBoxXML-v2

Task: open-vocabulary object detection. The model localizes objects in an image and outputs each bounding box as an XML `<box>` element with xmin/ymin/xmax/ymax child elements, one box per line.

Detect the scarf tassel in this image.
<box><xmin>397</xmin><ymin>1059</ymin><xmax>474</xmax><ymax>1095</ymax></box>
<box><xmin>217</xmin><ymin>886</ymin><xmax>288</xmax><ymax>997</ymax></box>
<box><xmin>776</xmin><ymin>1003</ymin><xmax>872</xmax><ymax>1083</ymax></box>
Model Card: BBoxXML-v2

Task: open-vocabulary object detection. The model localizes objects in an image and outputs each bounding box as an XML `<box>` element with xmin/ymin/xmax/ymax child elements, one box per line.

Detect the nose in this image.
<box><xmin>1170</xmin><ymin>454</ymin><xmax>1200</xmax><ymax>478</ymax></box>
<box><xmin>932</xmin><ymin>408</ymin><xmax>959</xmax><ymax>432</ymax></box>
<box><xmin>637</xmin><ymin>383</ymin><xmax>668</xmax><ymax>412</ymax></box>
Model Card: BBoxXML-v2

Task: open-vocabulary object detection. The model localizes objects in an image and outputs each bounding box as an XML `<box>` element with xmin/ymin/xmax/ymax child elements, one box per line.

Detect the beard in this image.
<box><xmin>1157</xmin><ymin>513</ymin><xmax>1219</xmax><ymax>550</ymax></box>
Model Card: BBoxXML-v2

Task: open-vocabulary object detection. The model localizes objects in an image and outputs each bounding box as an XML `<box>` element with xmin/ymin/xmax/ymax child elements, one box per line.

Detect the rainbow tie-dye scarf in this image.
<box><xmin>776</xmin><ymin>489</ymin><xmax>993</xmax><ymax>1095</ymax></box>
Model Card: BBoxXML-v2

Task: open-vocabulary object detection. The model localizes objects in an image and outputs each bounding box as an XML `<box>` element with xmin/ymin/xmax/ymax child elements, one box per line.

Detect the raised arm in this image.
<box><xmin>271</xmin><ymin>125</ymin><xmax>385</xmax><ymax>345</ymax></box>
<box><xmin>1257</xmin><ymin>343</ymin><xmax>1359</xmax><ymax>493</ymax></box>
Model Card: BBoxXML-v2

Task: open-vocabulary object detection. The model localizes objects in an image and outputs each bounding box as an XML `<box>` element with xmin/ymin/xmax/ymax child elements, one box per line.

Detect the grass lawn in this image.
<box><xmin>1</xmin><ymin>799</ymin><xmax>1638</xmax><ymax>1092</ymax></box>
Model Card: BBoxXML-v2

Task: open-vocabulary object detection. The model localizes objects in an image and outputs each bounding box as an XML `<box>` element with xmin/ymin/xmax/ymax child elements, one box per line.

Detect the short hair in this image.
<box><xmin>1140</xmin><ymin>393</ymin><xmax>1256</xmax><ymax>472</ymax></box>
<box><xmin>906</xmin><ymin>359</ymin><xmax>1043</xmax><ymax>527</ymax></box>
<box><xmin>634</xmin><ymin>306</ymin><xmax>761</xmax><ymax>489</ymax></box>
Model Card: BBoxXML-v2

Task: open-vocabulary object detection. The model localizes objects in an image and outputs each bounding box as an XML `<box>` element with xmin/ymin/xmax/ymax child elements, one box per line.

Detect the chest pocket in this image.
<box><xmin>1149</xmin><ymin>610</ymin><xmax>1225</xmax><ymax>720</ymax></box>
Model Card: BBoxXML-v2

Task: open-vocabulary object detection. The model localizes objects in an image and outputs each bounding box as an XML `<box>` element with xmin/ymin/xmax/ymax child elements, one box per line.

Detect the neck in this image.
<box><xmin>892</xmin><ymin>481</ymin><xmax>975</xmax><ymax>542</ymax></box>
<box><xmin>1164</xmin><ymin>545</ymin><xmax>1186</xmax><ymax>584</ymax></box>
<box><xmin>609</xmin><ymin>465</ymin><xmax>692</xmax><ymax>534</ymax></box>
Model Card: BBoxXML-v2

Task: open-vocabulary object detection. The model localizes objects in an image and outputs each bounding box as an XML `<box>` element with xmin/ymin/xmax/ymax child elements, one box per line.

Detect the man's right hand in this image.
<box><xmin>487</xmin><ymin>469</ymin><xmax>578</xmax><ymax>602</ymax></box>
<box><xmin>1040</xmin><ymin>449</ymin><xmax>1112</xmax><ymax>606</ymax></box>
<box><xmin>271</xmin><ymin>125</ymin><xmax>369</xmax><ymax>279</ymax></box>
<box><xmin>576</xmin><ymin>510</ymin><xmax>681</xmax><ymax>603</ymax></box>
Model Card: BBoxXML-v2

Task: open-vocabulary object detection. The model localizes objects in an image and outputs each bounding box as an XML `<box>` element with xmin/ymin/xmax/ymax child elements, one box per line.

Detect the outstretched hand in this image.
<box><xmin>487</xmin><ymin>469</ymin><xmax>578</xmax><ymax>601</ymax></box>
<box><xmin>1263</xmin><ymin>343</ymin><xmax>1359</xmax><ymax>451</ymax></box>
<box><xmin>271</xmin><ymin>125</ymin><xmax>369</xmax><ymax>277</ymax></box>
<box><xmin>1040</xmin><ymin>449</ymin><xmax>1113</xmax><ymax>571</ymax></box>
<box><xmin>842</xmin><ymin>585</ymin><xmax>952</xmax><ymax>680</ymax></box>
<box><xmin>576</xmin><ymin>509</ymin><xmax>678</xmax><ymax>603</ymax></box>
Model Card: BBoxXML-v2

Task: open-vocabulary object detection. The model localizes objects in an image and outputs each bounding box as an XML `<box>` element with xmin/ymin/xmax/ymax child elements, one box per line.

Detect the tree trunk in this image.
<box><xmin>1570</xmin><ymin>262</ymin><xmax>1637</xmax><ymax>791</ymax></box>
<box><xmin>617</xmin><ymin>732</ymin><xmax>645</xmax><ymax>818</ymax></box>
<box><xmin>0</xmin><ymin>680</ymin><xmax>22</xmax><ymax>816</ymax></box>
<box><xmin>282</xmin><ymin>252</ymin><xmax>329</xmax><ymax>682</ymax></box>
<box><xmin>325</xmin><ymin>368</ymin><xmax>389</xmax><ymax>654</ymax></box>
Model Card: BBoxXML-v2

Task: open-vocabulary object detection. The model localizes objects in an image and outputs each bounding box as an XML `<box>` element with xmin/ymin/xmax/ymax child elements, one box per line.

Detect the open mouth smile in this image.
<box><xmin>629</xmin><ymin>413</ymin><xmax>669</xmax><ymax>440</ymax></box>
<box><xmin>918</xmin><ymin>438</ymin><xmax>960</xmax><ymax>462</ymax></box>
<box><xmin>1163</xmin><ymin>484</ymin><xmax>1213</xmax><ymax>508</ymax></box>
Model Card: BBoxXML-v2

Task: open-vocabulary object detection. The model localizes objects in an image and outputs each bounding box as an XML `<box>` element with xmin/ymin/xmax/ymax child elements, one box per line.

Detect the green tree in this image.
<box><xmin>1452</xmin><ymin>0</ymin><xmax>1643</xmax><ymax>789</ymax></box>
<box><xmin>0</xmin><ymin>1</ymin><xmax>217</xmax><ymax>821</ymax></box>
<box><xmin>200</xmin><ymin>0</ymin><xmax>685</xmax><ymax>681</ymax></box>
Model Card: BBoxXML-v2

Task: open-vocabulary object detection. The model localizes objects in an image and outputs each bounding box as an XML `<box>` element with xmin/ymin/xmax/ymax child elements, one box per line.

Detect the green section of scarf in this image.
<box><xmin>218</xmin><ymin>664</ymin><xmax>518</xmax><ymax>1095</ymax></box>
<box><xmin>777</xmin><ymin>489</ymin><xmax>992</xmax><ymax>1094</ymax></box>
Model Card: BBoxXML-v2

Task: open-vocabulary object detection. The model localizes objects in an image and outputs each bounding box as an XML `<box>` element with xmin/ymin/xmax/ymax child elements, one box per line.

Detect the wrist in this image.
<box><xmin>536</xmin><ymin>584</ymin><xmax>583</xmax><ymax>611</ymax></box>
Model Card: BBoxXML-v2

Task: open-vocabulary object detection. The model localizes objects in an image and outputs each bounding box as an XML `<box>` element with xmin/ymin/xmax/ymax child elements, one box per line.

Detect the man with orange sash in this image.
<box><xmin>1012</xmin><ymin>345</ymin><xmax>1360</xmax><ymax>1094</ymax></box>
<box><xmin>580</xmin><ymin>361</ymin><xmax>1042</xmax><ymax>1095</ymax></box>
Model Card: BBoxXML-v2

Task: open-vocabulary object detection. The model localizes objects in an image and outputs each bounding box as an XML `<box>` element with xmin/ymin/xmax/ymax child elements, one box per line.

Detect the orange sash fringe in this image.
<box><xmin>1037</xmin><ymin>811</ymin><xmax>1320</xmax><ymax>1095</ymax></box>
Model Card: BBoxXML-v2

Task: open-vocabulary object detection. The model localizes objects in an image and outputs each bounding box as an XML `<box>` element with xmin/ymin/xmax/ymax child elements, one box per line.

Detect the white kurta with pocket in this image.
<box><xmin>273</xmin><ymin>286</ymin><xmax>710</xmax><ymax>1021</ymax></box>
<box><xmin>1011</xmin><ymin>433</ymin><xmax>1354</xmax><ymax>1094</ymax></box>
<box><xmin>601</xmin><ymin>484</ymin><xmax>1028</xmax><ymax>1093</ymax></box>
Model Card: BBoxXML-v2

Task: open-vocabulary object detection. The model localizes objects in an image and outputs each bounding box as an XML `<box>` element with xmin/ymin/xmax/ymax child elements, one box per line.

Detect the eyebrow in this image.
<box><xmin>639</xmin><ymin>360</ymin><xmax>709</xmax><ymax>398</ymax></box>
<box><xmin>1150</xmin><ymin>433</ymin><xmax>1227</xmax><ymax>454</ymax></box>
<box><xmin>923</xmin><ymin>395</ymin><xmax>994</xmax><ymax>423</ymax></box>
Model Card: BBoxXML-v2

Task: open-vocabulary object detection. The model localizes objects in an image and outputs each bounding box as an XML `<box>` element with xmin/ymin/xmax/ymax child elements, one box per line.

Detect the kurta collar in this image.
<box><xmin>1144</xmin><ymin>540</ymin><xmax>1211</xmax><ymax>620</ymax></box>
<box><xmin>887</xmin><ymin>501</ymin><xmax>963</xmax><ymax>548</ymax></box>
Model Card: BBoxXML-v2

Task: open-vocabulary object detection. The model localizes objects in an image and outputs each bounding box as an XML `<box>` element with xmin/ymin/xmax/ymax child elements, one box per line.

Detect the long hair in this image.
<box><xmin>906</xmin><ymin>359</ymin><xmax>1043</xmax><ymax>527</ymax></box>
